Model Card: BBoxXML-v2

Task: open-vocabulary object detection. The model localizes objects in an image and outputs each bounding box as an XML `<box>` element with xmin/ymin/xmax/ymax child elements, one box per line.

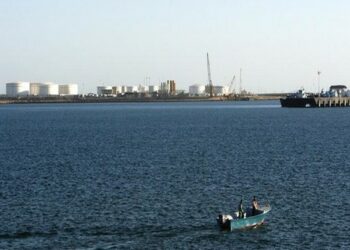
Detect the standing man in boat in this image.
<box><xmin>238</xmin><ymin>198</ymin><xmax>244</xmax><ymax>218</ymax></box>
<box><xmin>252</xmin><ymin>196</ymin><xmax>259</xmax><ymax>215</ymax></box>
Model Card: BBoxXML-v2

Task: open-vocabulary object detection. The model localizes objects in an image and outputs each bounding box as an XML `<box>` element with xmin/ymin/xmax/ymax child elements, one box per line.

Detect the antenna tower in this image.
<box><xmin>207</xmin><ymin>53</ymin><xmax>213</xmax><ymax>97</ymax></box>
<box><xmin>317</xmin><ymin>71</ymin><xmax>321</xmax><ymax>95</ymax></box>
<box><xmin>239</xmin><ymin>68</ymin><xmax>242</xmax><ymax>95</ymax></box>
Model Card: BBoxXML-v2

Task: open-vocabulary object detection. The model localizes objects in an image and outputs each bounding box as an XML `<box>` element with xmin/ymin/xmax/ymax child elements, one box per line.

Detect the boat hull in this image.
<box><xmin>280</xmin><ymin>97</ymin><xmax>316</xmax><ymax>108</ymax></box>
<box><xmin>280</xmin><ymin>97</ymin><xmax>350</xmax><ymax>108</ymax></box>
<box><xmin>217</xmin><ymin>207</ymin><xmax>271</xmax><ymax>231</ymax></box>
<box><xmin>229</xmin><ymin>211</ymin><xmax>268</xmax><ymax>230</ymax></box>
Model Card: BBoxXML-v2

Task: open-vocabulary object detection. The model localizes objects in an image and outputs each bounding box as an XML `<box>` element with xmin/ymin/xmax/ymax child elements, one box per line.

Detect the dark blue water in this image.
<box><xmin>0</xmin><ymin>101</ymin><xmax>349</xmax><ymax>249</ymax></box>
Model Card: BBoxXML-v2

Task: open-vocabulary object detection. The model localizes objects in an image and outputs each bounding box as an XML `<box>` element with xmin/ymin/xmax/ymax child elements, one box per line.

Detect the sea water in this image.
<box><xmin>0</xmin><ymin>101</ymin><xmax>349</xmax><ymax>249</ymax></box>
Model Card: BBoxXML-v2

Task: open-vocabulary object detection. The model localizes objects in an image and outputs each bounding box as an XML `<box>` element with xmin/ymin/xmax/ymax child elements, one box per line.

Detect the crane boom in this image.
<box><xmin>229</xmin><ymin>75</ymin><xmax>236</xmax><ymax>95</ymax></box>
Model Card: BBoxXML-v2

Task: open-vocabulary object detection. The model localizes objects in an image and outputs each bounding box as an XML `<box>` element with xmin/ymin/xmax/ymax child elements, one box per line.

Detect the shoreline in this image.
<box><xmin>0</xmin><ymin>95</ymin><xmax>284</xmax><ymax>105</ymax></box>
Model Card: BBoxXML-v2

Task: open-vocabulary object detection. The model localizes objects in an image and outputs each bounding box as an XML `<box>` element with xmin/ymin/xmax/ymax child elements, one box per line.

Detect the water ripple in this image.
<box><xmin>0</xmin><ymin>102</ymin><xmax>349</xmax><ymax>249</ymax></box>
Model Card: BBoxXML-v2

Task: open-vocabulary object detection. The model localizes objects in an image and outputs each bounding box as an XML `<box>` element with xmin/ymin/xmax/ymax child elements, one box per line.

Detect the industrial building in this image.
<box><xmin>159</xmin><ymin>80</ymin><xmax>176</xmax><ymax>96</ymax></box>
<box><xmin>169</xmin><ymin>80</ymin><xmax>176</xmax><ymax>95</ymax></box>
<box><xmin>112</xmin><ymin>86</ymin><xmax>121</xmax><ymax>95</ymax></box>
<box><xmin>148</xmin><ymin>85</ymin><xmax>159</xmax><ymax>93</ymax></box>
<box><xmin>121</xmin><ymin>86</ymin><xmax>127</xmax><ymax>94</ymax></box>
<box><xmin>138</xmin><ymin>85</ymin><xmax>148</xmax><ymax>93</ymax></box>
<box><xmin>97</xmin><ymin>86</ymin><xmax>113</xmax><ymax>96</ymax></box>
<box><xmin>126</xmin><ymin>86</ymin><xmax>138</xmax><ymax>93</ymax></box>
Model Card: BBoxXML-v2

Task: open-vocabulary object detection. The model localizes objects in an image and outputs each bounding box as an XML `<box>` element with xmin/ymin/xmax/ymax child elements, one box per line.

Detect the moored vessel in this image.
<box><xmin>280</xmin><ymin>85</ymin><xmax>350</xmax><ymax>108</ymax></box>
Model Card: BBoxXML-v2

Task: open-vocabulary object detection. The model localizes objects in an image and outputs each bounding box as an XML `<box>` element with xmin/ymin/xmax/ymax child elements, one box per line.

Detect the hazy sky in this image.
<box><xmin>1</xmin><ymin>0</ymin><xmax>350</xmax><ymax>94</ymax></box>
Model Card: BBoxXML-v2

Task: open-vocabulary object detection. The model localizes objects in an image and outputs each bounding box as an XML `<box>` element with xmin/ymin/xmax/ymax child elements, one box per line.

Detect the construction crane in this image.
<box><xmin>228</xmin><ymin>75</ymin><xmax>236</xmax><ymax>96</ymax></box>
<box><xmin>207</xmin><ymin>53</ymin><xmax>213</xmax><ymax>97</ymax></box>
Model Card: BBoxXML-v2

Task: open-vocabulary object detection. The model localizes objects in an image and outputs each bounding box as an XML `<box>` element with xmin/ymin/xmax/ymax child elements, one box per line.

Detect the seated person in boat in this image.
<box><xmin>238</xmin><ymin>199</ymin><xmax>244</xmax><ymax>218</ymax></box>
<box><xmin>252</xmin><ymin>196</ymin><xmax>259</xmax><ymax>215</ymax></box>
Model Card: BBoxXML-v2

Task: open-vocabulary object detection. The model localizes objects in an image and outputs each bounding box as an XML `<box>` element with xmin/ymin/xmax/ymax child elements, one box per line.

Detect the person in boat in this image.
<box><xmin>238</xmin><ymin>199</ymin><xmax>244</xmax><ymax>218</ymax></box>
<box><xmin>252</xmin><ymin>196</ymin><xmax>259</xmax><ymax>216</ymax></box>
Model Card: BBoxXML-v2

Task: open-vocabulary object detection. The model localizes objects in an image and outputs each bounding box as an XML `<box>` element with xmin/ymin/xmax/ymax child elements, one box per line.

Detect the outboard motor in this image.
<box><xmin>217</xmin><ymin>214</ymin><xmax>233</xmax><ymax>230</ymax></box>
<box><xmin>217</xmin><ymin>214</ymin><xmax>225</xmax><ymax>225</ymax></box>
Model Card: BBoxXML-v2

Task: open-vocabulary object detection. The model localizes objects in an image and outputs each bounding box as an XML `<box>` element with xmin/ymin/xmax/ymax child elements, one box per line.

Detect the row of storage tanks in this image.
<box><xmin>189</xmin><ymin>84</ymin><xmax>228</xmax><ymax>96</ymax></box>
<box><xmin>97</xmin><ymin>84</ymin><xmax>228</xmax><ymax>96</ymax></box>
<box><xmin>97</xmin><ymin>85</ymin><xmax>160</xmax><ymax>95</ymax></box>
<box><xmin>6</xmin><ymin>82</ymin><xmax>78</xmax><ymax>97</ymax></box>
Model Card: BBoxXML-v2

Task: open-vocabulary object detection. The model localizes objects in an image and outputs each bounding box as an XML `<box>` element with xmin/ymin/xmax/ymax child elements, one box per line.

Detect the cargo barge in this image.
<box><xmin>280</xmin><ymin>85</ymin><xmax>350</xmax><ymax>108</ymax></box>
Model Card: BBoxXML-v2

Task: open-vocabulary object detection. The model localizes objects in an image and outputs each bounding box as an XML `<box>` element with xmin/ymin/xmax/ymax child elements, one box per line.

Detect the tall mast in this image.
<box><xmin>207</xmin><ymin>53</ymin><xmax>213</xmax><ymax>97</ymax></box>
<box><xmin>317</xmin><ymin>71</ymin><xmax>321</xmax><ymax>95</ymax></box>
<box><xmin>239</xmin><ymin>68</ymin><xmax>242</xmax><ymax>95</ymax></box>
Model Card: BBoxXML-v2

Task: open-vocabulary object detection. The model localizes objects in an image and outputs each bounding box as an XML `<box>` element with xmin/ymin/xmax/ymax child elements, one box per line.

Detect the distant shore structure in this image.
<box><xmin>96</xmin><ymin>80</ymin><xmax>178</xmax><ymax>97</ymax></box>
<box><xmin>160</xmin><ymin>80</ymin><xmax>176</xmax><ymax>96</ymax></box>
<box><xmin>5</xmin><ymin>80</ymin><xmax>235</xmax><ymax>98</ymax></box>
<box><xmin>40</xmin><ymin>82</ymin><xmax>59</xmax><ymax>96</ymax></box>
<box><xmin>94</xmin><ymin>81</ymin><xmax>230</xmax><ymax>97</ymax></box>
<box><xmin>4</xmin><ymin>54</ymin><xmax>249</xmax><ymax>98</ymax></box>
<box><xmin>6</xmin><ymin>82</ymin><xmax>30</xmax><ymax>97</ymax></box>
<box><xmin>6</xmin><ymin>82</ymin><xmax>78</xmax><ymax>97</ymax></box>
<box><xmin>280</xmin><ymin>85</ymin><xmax>350</xmax><ymax>108</ymax></box>
<box><xmin>189</xmin><ymin>84</ymin><xmax>206</xmax><ymax>96</ymax></box>
<box><xmin>59</xmin><ymin>84</ymin><xmax>78</xmax><ymax>96</ymax></box>
<box><xmin>97</xmin><ymin>86</ymin><xmax>113</xmax><ymax>96</ymax></box>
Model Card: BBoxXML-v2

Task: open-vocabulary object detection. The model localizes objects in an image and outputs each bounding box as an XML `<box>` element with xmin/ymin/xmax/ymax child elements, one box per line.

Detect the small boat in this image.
<box><xmin>217</xmin><ymin>204</ymin><xmax>271</xmax><ymax>231</ymax></box>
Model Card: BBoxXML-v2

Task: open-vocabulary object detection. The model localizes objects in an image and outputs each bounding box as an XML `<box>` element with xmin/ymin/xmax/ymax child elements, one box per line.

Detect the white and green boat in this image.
<box><xmin>217</xmin><ymin>204</ymin><xmax>271</xmax><ymax>231</ymax></box>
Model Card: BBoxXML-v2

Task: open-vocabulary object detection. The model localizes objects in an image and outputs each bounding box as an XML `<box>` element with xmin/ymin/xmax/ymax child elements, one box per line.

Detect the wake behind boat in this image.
<box><xmin>217</xmin><ymin>199</ymin><xmax>271</xmax><ymax>231</ymax></box>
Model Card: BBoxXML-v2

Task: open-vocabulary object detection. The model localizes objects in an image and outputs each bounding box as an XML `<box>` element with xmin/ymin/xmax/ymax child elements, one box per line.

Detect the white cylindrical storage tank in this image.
<box><xmin>189</xmin><ymin>84</ymin><xmax>206</xmax><ymax>96</ymax></box>
<box><xmin>30</xmin><ymin>82</ymin><xmax>43</xmax><ymax>96</ymax></box>
<box><xmin>6</xmin><ymin>82</ymin><xmax>30</xmax><ymax>97</ymax></box>
<box><xmin>59</xmin><ymin>84</ymin><xmax>78</xmax><ymax>95</ymax></box>
<box><xmin>39</xmin><ymin>82</ymin><xmax>59</xmax><ymax>96</ymax></box>
<box><xmin>39</xmin><ymin>84</ymin><xmax>48</xmax><ymax>96</ymax></box>
<box><xmin>48</xmin><ymin>84</ymin><xmax>59</xmax><ymax>96</ymax></box>
<box><xmin>213</xmin><ymin>86</ymin><xmax>227</xmax><ymax>96</ymax></box>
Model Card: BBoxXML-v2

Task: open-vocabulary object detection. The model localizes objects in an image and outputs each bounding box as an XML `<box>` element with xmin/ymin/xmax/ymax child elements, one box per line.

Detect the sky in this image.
<box><xmin>1</xmin><ymin>0</ymin><xmax>350</xmax><ymax>94</ymax></box>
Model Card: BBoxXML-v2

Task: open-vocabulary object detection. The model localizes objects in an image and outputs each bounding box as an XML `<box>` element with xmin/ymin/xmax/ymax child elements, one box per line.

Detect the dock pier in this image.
<box><xmin>314</xmin><ymin>97</ymin><xmax>350</xmax><ymax>107</ymax></box>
